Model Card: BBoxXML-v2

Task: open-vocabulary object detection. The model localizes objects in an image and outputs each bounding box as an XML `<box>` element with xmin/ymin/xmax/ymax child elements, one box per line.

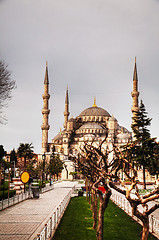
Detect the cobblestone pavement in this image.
<box><xmin>0</xmin><ymin>181</ymin><xmax>78</xmax><ymax>240</ymax></box>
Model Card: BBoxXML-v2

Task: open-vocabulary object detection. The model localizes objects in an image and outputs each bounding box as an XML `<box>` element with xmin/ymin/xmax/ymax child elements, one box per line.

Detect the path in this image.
<box><xmin>0</xmin><ymin>181</ymin><xmax>79</xmax><ymax>240</ymax></box>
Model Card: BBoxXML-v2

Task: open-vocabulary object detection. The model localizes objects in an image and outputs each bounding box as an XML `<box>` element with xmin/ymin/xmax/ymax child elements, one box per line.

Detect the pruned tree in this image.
<box><xmin>110</xmin><ymin>143</ymin><xmax>159</xmax><ymax>240</ymax></box>
<box><xmin>0</xmin><ymin>61</ymin><xmax>16</xmax><ymax>123</ymax></box>
<box><xmin>74</xmin><ymin>138</ymin><xmax>113</xmax><ymax>240</ymax></box>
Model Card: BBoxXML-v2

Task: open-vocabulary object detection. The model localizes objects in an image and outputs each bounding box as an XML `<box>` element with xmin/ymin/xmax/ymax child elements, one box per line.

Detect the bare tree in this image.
<box><xmin>0</xmin><ymin>60</ymin><xmax>16</xmax><ymax>123</ymax></box>
<box><xmin>74</xmin><ymin>138</ymin><xmax>112</xmax><ymax>240</ymax></box>
<box><xmin>110</xmin><ymin>143</ymin><xmax>159</xmax><ymax>240</ymax></box>
<box><xmin>75</xmin><ymin>138</ymin><xmax>159</xmax><ymax>240</ymax></box>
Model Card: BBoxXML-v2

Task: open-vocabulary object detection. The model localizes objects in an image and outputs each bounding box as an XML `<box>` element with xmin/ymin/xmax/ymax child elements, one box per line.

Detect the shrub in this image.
<box><xmin>0</xmin><ymin>181</ymin><xmax>9</xmax><ymax>191</ymax></box>
<box><xmin>0</xmin><ymin>189</ymin><xmax>16</xmax><ymax>200</ymax></box>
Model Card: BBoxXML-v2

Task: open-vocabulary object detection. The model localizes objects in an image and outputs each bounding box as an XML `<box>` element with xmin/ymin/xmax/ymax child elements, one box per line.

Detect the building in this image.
<box><xmin>39</xmin><ymin>60</ymin><xmax>139</xmax><ymax>180</ymax></box>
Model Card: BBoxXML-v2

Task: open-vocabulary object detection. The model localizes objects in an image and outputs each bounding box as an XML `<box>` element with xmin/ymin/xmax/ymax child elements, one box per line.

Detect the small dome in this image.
<box><xmin>79</xmin><ymin>106</ymin><xmax>111</xmax><ymax>117</ymax></box>
<box><xmin>68</xmin><ymin>117</ymin><xmax>75</xmax><ymax>122</ymax></box>
<box><xmin>53</xmin><ymin>133</ymin><xmax>63</xmax><ymax>141</ymax></box>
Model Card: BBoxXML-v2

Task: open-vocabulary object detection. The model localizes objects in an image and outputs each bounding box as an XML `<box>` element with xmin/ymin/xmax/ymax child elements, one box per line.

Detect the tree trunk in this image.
<box><xmin>143</xmin><ymin>164</ymin><xmax>146</xmax><ymax>190</ymax></box>
<box><xmin>89</xmin><ymin>182</ymin><xmax>92</xmax><ymax>204</ymax></box>
<box><xmin>141</xmin><ymin>218</ymin><xmax>149</xmax><ymax>240</ymax></box>
<box><xmin>93</xmin><ymin>193</ymin><xmax>97</xmax><ymax>229</ymax></box>
<box><xmin>85</xmin><ymin>177</ymin><xmax>88</xmax><ymax>201</ymax></box>
<box><xmin>96</xmin><ymin>189</ymin><xmax>111</xmax><ymax>240</ymax></box>
<box><xmin>97</xmin><ymin>196</ymin><xmax>104</xmax><ymax>240</ymax></box>
<box><xmin>91</xmin><ymin>190</ymin><xmax>97</xmax><ymax>229</ymax></box>
<box><xmin>24</xmin><ymin>157</ymin><xmax>26</xmax><ymax>171</ymax></box>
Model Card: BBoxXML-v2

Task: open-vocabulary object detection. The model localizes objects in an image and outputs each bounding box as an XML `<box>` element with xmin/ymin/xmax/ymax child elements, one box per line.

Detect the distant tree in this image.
<box><xmin>44</xmin><ymin>162</ymin><xmax>50</xmax><ymax>181</ymax></box>
<box><xmin>26</xmin><ymin>159</ymin><xmax>37</xmax><ymax>177</ymax></box>
<box><xmin>131</xmin><ymin>100</ymin><xmax>159</xmax><ymax>189</ymax></box>
<box><xmin>50</xmin><ymin>154</ymin><xmax>64</xmax><ymax>180</ymax></box>
<box><xmin>10</xmin><ymin>149</ymin><xmax>17</xmax><ymax>179</ymax></box>
<box><xmin>0</xmin><ymin>61</ymin><xmax>16</xmax><ymax>123</ymax></box>
<box><xmin>17</xmin><ymin>143</ymin><xmax>34</xmax><ymax>170</ymax></box>
<box><xmin>28</xmin><ymin>161</ymin><xmax>43</xmax><ymax>181</ymax></box>
<box><xmin>10</xmin><ymin>149</ymin><xmax>17</xmax><ymax>165</ymax></box>
<box><xmin>0</xmin><ymin>145</ymin><xmax>6</xmax><ymax>164</ymax></box>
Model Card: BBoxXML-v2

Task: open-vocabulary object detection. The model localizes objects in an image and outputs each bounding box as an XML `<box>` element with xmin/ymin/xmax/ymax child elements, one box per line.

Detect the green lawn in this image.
<box><xmin>53</xmin><ymin>196</ymin><xmax>158</xmax><ymax>240</ymax></box>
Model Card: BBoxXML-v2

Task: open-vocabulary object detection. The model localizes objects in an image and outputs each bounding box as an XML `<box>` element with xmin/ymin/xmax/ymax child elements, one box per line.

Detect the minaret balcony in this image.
<box><xmin>42</xmin><ymin>93</ymin><xmax>50</xmax><ymax>99</ymax></box>
<box><xmin>41</xmin><ymin>125</ymin><xmax>50</xmax><ymax>130</ymax></box>
<box><xmin>131</xmin><ymin>91</ymin><xmax>139</xmax><ymax>97</ymax></box>
<box><xmin>64</xmin><ymin>112</ymin><xmax>70</xmax><ymax>116</ymax></box>
<box><xmin>42</xmin><ymin>109</ymin><xmax>50</xmax><ymax>114</ymax></box>
<box><xmin>131</xmin><ymin>106</ymin><xmax>139</xmax><ymax>112</ymax></box>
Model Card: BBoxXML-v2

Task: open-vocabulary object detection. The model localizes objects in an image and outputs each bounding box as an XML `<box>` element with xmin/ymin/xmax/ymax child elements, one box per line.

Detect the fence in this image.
<box><xmin>110</xmin><ymin>190</ymin><xmax>159</xmax><ymax>236</ymax></box>
<box><xmin>0</xmin><ymin>184</ymin><xmax>54</xmax><ymax>211</ymax></box>
<box><xmin>34</xmin><ymin>189</ymin><xmax>72</xmax><ymax>240</ymax></box>
<box><xmin>41</xmin><ymin>184</ymin><xmax>54</xmax><ymax>193</ymax></box>
<box><xmin>0</xmin><ymin>191</ymin><xmax>29</xmax><ymax>210</ymax></box>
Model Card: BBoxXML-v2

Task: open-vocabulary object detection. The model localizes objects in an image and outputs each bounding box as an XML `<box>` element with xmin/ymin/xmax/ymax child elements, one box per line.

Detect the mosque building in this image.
<box><xmin>39</xmin><ymin>59</ymin><xmax>139</xmax><ymax>180</ymax></box>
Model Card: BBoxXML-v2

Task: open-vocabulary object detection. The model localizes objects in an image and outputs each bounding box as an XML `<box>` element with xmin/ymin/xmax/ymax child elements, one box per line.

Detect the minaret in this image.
<box><xmin>64</xmin><ymin>86</ymin><xmax>70</xmax><ymax>129</ymax></box>
<box><xmin>131</xmin><ymin>57</ymin><xmax>139</xmax><ymax>125</ymax></box>
<box><xmin>41</xmin><ymin>61</ymin><xmax>50</xmax><ymax>153</ymax></box>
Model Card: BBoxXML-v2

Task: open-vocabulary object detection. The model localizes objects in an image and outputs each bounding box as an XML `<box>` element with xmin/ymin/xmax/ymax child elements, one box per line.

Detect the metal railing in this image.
<box><xmin>0</xmin><ymin>191</ymin><xmax>29</xmax><ymax>210</ymax></box>
<box><xmin>40</xmin><ymin>184</ymin><xmax>54</xmax><ymax>193</ymax></box>
<box><xmin>111</xmin><ymin>190</ymin><xmax>159</xmax><ymax>236</ymax></box>
<box><xmin>0</xmin><ymin>184</ymin><xmax>54</xmax><ymax>211</ymax></box>
<box><xmin>35</xmin><ymin>189</ymin><xmax>72</xmax><ymax>240</ymax></box>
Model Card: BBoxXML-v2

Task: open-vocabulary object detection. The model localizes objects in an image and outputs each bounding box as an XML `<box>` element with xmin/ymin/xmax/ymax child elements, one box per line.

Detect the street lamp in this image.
<box><xmin>50</xmin><ymin>153</ymin><xmax>54</xmax><ymax>186</ymax></box>
<box><xmin>2</xmin><ymin>162</ymin><xmax>5</xmax><ymax>200</ymax></box>
<box><xmin>42</xmin><ymin>153</ymin><xmax>46</xmax><ymax>186</ymax></box>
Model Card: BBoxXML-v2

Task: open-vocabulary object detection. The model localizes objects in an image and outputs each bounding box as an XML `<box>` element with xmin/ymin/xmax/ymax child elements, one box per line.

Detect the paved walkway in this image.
<box><xmin>0</xmin><ymin>181</ymin><xmax>79</xmax><ymax>240</ymax></box>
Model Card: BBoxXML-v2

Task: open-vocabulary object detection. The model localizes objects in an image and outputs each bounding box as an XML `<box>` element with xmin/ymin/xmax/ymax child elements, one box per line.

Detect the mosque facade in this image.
<box><xmin>39</xmin><ymin>60</ymin><xmax>139</xmax><ymax>180</ymax></box>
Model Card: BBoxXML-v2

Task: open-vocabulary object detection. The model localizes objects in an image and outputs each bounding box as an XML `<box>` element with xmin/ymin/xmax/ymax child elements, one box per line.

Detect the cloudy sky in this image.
<box><xmin>0</xmin><ymin>0</ymin><xmax>159</xmax><ymax>153</ymax></box>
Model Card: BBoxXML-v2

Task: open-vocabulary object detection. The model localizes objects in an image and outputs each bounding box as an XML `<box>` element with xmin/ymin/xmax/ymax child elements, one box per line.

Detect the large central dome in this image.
<box><xmin>79</xmin><ymin>106</ymin><xmax>111</xmax><ymax>117</ymax></box>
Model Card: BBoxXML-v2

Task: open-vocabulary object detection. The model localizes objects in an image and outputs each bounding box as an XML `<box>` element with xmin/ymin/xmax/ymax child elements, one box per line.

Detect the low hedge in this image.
<box><xmin>0</xmin><ymin>181</ymin><xmax>9</xmax><ymax>191</ymax></box>
<box><xmin>0</xmin><ymin>190</ymin><xmax>16</xmax><ymax>200</ymax></box>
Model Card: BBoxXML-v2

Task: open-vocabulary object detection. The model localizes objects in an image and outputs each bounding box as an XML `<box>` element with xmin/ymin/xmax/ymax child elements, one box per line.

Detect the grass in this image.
<box><xmin>53</xmin><ymin>197</ymin><xmax>158</xmax><ymax>240</ymax></box>
<box><xmin>139</xmin><ymin>189</ymin><xmax>152</xmax><ymax>195</ymax></box>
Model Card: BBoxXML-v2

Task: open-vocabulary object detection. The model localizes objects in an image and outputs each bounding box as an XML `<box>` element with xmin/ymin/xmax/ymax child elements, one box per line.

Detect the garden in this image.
<box><xmin>53</xmin><ymin>196</ymin><xmax>158</xmax><ymax>240</ymax></box>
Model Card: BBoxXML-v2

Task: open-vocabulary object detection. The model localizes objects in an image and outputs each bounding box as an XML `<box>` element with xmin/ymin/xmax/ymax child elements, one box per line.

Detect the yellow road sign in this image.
<box><xmin>21</xmin><ymin>172</ymin><xmax>30</xmax><ymax>184</ymax></box>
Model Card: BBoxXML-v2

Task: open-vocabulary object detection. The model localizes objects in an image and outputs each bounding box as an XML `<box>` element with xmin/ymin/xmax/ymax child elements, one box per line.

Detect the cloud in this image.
<box><xmin>0</xmin><ymin>0</ymin><xmax>159</xmax><ymax>153</ymax></box>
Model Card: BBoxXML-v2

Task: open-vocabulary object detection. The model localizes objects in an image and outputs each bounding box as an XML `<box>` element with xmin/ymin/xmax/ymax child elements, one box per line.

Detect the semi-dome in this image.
<box><xmin>79</xmin><ymin>106</ymin><xmax>111</xmax><ymax>117</ymax></box>
<box><xmin>79</xmin><ymin>122</ymin><xmax>105</xmax><ymax>130</ymax></box>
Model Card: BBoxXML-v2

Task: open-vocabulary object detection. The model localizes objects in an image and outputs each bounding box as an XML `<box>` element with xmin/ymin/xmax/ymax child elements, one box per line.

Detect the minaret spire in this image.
<box><xmin>64</xmin><ymin>86</ymin><xmax>70</xmax><ymax>129</ymax></box>
<box><xmin>131</xmin><ymin>57</ymin><xmax>139</xmax><ymax>126</ymax></box>
<box><xmin>44</xmin><ymin>61</ymin><xmax>49</xmax><ymax>85</ymax></box>
<box><xmin>41</xmin><ymin>62</ymin><xmax>50</xmax><ymax>153</ymax></box>
<box><xmin>92</xmin><ymin>96</ymin><xmax>97</xmax><ymax>107</ymax></box>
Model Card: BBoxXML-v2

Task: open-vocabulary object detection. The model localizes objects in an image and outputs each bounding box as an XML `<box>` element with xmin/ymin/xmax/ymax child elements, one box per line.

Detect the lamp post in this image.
<box><xmin>6</xmin><ymin>155</ymin><xmax>10</xmax><ymax>199</ymax></box>
<box><xmin>50</xmin><ymin>146</ymin><xmax>55</xmax><ymax>185</ymax></box>
<box><xmin>50</xmin><ymin>153</ymin><xmax>54</xmax><ymax>186</ymax></box>
<box><xmin>2</xmin><ymin>162</ymin><xmax>5</xmax><ymax>200</ymax></box>
<box><xmin>42</xmin><ymin>153</ymin><xmax>46</xmax><ymax>186</ymax></box>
